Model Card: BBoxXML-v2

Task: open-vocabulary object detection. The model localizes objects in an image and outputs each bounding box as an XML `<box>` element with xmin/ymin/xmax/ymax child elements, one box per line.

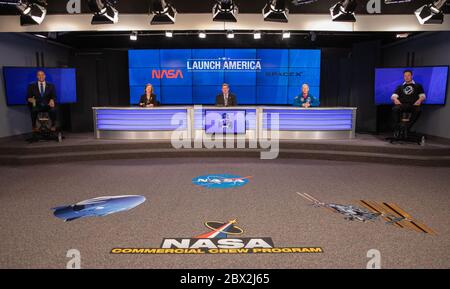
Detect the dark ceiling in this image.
<box><xmin>0</xmin><ymin>0</ymin><xmax>449</xmax><ymax>15</ymax></box>
<box><xmin>32</xmin><ymin>30</ymin><xmax>420</xmax><ymax>50</ymax></box>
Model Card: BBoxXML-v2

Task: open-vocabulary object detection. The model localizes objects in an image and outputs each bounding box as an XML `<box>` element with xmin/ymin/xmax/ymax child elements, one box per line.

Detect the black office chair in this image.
<box><xmin>386</xmin><ymin>112</ymin><xmax>425</xmax><ymax>145</ymax></box>
<box><xmin>27</xmin><ymin>112</ymin><xmax>63</xmax><ymax>143</ymax></box>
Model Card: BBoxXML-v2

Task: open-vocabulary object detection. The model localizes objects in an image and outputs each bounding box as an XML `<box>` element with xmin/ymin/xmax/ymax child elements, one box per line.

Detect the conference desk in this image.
<box><xmin>92</xmin><ymin>106</ymin><xmax>356</xmax><ymax>140</ymax></box>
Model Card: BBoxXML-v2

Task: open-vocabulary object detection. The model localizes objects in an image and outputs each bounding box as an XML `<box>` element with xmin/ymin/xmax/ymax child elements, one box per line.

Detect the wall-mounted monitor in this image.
<box><xmin>374</xmin><ymin>66</ymin><xmax>448</xmax><ymax>105</ymax></box>
<box><xmin>3</xmin><ymin>67</ymin><xmax>77</xmax><ymax>105</ymax></box>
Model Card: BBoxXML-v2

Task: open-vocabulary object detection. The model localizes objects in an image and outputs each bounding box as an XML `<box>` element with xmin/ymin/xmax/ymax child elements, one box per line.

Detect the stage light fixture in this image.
<box><xmin>282</xmin><ymin>31</ymin><xmax>291</xmax><ymax>39</ymax></box>
<box><xmin>130</xmin><ymin>31</ymin><xmax>138</xmax><ymax>41</ymax></box>
<box><xmin>3</xmin><ymin>0</ymin><xmax>48</xmax><ymax>26</ymax></box>
<box><xmin>88</xmin><ymin>0</ymin><xmax>118</xmax><ymax>25</ymax></box>
<box><xmin>330</xmin><ymin>0</ymin><xmax>357</xmax><ymax>22</ymax></box>
<box><xmin>213</xmin><ymin>0</ymin><xmax>238</xmax><ymax>22</ymax></box>
<box><xmin>254</xmin><ymin>31</ymin><xmax>262</xmax><ymax>39</ymax></box>
<box><xmin>165</xmin><ymin>31</ymin><xmax>173</xmax><ymax>37</ymax></box>
<box><xmin>199</xmin><ymin>31</ymin><xmax>207</xmax><ymax>39</ymax></box>
<box><xmin>415</xmin><ymin>0</ymin><xmax>447</xmax><ymax>25</ymax></box>
<box><xmin>396</xmin><ymin>33</ymin><xmax>409</xmax><ymax>38</ymax></box>
<box><xmin>226</xmin><ymin>30</ymin><xmax>235</xmax><ymax>39</ymax></box>
<box><xmin>150</xmin><ymin>0</ymin><xmax>177</xmax><ymax>25</ymax></box>
<box><xmin>263</xmin><ymin>0</ymin><xmax>289</xmax><ymax>22</ymax></box>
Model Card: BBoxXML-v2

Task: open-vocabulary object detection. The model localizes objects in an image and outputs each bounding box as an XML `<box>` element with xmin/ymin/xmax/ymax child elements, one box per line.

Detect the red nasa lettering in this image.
<box><xmin>152</xmin><ymin>69</ymin><xmax>184</xmax><ymax>79</ymax></box>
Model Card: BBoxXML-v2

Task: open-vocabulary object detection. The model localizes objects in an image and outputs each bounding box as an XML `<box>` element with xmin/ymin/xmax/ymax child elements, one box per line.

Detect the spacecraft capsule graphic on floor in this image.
<box><xmin>52</xmin><ymin>195</ymin><xmax>146</xmax><ymax>222</ymax></box>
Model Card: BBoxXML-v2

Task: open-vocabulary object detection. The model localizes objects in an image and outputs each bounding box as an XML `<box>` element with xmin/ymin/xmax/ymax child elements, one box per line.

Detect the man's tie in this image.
<box><xmin>39</xmin><ymin>83</ymin><xmax>44</xmax><ymax>97</ymax></box>
<box><xmin>224</xmin><ymin>94</ymin><xmax>228</xmax><ymax>106</ymax></box>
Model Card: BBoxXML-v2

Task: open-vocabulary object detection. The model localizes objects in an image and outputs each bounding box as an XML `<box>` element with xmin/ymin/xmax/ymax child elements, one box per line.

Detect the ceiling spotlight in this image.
<box><xmin>87</xmin><ymin>0</ymin><xmax>119</xmax><ymax>25</ymax></box>
<box><xmin>226</xmin><ymin>30</ymin><xmax>235</xmax><ymax>39</ymax></box>
<box><xmin>130</xmin><ymin>31</ymin><xmax>138</xmax><ymax>41</ymax></box>
<box><xmin>13</xmin><ymin>0</ymin><xmax>47</xmax><ymax>26</ymax></box>
<box><xmin>254</xmin><ymin>31</ymin><xmax>262</xmax><ymax>39</ymax></box>
<box><xmin>213</xmin><ymin>0</ymin><xmax>238</xmax><ymax>22</ymax></box>
<box><xmin>330</xmin><ymin>0</ymin><xmax>357</xmax><ymax>22</ymax></box>
<box><xmin>34</xmin><ymin>33</ymin><xmax>47</xmax><ymax>39</ymax></box>
<box><xmin>199</xmin><ymin>31</ymin><xmax>207</xmax><ymax>39</ymax></box>
<box><xmin>415</xmin><ymin>0</ymin><xmax>447</xmax><ymax>25</ymax></box>
<box><xmin>396</xmin><ymin>33</ymin><xmax>409</xmax><ymax>38</ymax></box>
<box><xmin>151</xmin><ymin>0</ymin><xmax>177</xmax><ymax>25</ymax></box>
<box><xmin>165</xmin><ymin>31</ymin><xmax>173</xmax><ymax>37</ymax></box>
<box><xmin>263</xmin><ymin>0</ymin><xmax>289</xmax><ymax>23</ymax></box>
<box><xmin>282</xmin><ymin>31</ymin><xmax>291</xmax><ymax>39</ymax></box>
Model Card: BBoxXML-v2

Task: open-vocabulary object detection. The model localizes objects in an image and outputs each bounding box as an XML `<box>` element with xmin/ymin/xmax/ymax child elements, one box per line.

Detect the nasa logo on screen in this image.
<box><xmin>192</xmin><ymin>174</ymin><xmax>251</xmax><ymax>189</ymax></box>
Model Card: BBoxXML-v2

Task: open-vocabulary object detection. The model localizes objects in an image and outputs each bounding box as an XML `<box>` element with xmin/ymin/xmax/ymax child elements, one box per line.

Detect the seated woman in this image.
<box><xmin>293</xmin><ymin>84</ymin><xmax>320</xmax><ymax>108</ymax></box>
<box><xmin>139</xmin><ymin>84</ymin><xmax>158</xmax><ymax>107</ymax></box>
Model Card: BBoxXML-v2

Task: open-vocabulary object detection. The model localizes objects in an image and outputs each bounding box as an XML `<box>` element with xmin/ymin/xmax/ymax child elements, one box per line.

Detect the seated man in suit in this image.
<box><xmin>26</xmin><ymin>70</ymin><xmax>57</xmax><ymax>132</ymax></box>
<box><xmin>215</xmin><ymin>83</ymin><xmax>237</xmax><ymax>107</ymax></box>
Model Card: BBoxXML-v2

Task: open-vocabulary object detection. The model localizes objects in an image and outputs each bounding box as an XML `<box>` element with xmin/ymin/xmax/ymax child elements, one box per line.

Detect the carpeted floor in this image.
<box><xmin>0</xmin><ymin>158</ymin><xmax>449</xmax><ymax>269</ymax></box>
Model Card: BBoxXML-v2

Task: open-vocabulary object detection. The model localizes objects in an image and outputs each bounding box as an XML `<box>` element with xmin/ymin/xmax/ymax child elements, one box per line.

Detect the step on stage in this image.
<box><xmin>1</xmin><ymin>132</ymin><xmax>450</xmax><ymax>166</ymax></box>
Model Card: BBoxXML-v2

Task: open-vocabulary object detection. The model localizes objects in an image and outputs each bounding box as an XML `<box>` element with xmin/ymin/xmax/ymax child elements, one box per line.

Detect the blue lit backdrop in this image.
<box><xmin>128</xmin><ymin>49</ymin><xmax>321</xmax><ymax>105</ymax></box>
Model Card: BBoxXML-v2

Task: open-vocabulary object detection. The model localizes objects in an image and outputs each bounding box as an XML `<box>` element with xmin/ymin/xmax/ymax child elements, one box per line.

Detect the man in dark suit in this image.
<box><xmin>26</xmin><ymin>70</ymin><xmax>57</xmax><ymax>131</ymax></box>
<box><xmin>215</xmin><ymin>83</ymin><xmax>237</xmax><ymax>107</ymax></box>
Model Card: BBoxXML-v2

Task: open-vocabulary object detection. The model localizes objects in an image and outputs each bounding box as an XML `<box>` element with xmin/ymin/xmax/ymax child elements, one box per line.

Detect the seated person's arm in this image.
<box><xmin>292</xmin><ymin>96</ymin><xmax>300</xmax><ymax>107</ymax></box>
<box><xmin>310</xmin><ymin>96</ymin><xmax>320</xmax><ymax>107</ymax></box>
<box><xmin>414</xmin><ymin>85</ymin><xmax>426</xmax><ymax>106</ymax></box>
<box><xmin>26</xmin><ymin>84</ymin><xmax>35</xmax><ymax>106</ymax></box>
<box><xmin>391</xmin><ymin>86</ymin><xmax>402</xmax><ymax>105</ymax></box>
<box><xmin>48</xmin><ymin>85</ymin><xmax>56</xmax><ymax>108</ymax></box>
<box><xmin>139</xmin><ymin>95</ymin><xmax>146</xmax><ymax>107</ymax></box>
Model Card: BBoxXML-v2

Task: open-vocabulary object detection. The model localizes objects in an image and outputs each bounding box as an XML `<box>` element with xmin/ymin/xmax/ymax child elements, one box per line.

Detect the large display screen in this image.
<box><xmin>374</xmin><ymin>66</ymin><xmax>448</xmax><ymax>105</ymax></box>
<box><xmin>128</xmin><ymin>49</ymin><xmax>321</xmax><ymax>105</ymax></box>
<box><xmin>2</xmin><ymin>67</ymin><xmax>77</xmax><ymax>105</ymax></box>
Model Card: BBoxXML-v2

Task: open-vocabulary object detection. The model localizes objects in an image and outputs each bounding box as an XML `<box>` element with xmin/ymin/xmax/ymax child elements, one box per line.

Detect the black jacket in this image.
<box><xmin>215</xmin><ymin>93</ymin><xmax>237</xmax><ymax>107</ymax></box>
<box><xmin>139</xmin><ymin>94</ymin><xmax>158</xmax><ymax>107</ymax></box>
<box><xmin>27</xmin><ymin>82</ymin><xmax>56</xmax><ymax>107</ymax></box>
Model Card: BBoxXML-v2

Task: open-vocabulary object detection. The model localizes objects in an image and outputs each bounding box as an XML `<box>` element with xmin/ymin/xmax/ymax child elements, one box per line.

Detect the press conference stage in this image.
<box><xmin>2</xmin><ymin>0</ymin><xmax>450</xmax><ymax>275</ymax></box>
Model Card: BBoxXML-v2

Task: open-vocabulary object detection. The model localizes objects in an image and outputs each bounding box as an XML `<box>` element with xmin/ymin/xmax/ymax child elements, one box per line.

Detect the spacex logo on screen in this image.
<box><xmin>187</xmin><ymin>57</ymin><xmax>262</xmax><ymax>72</ymax></box>
<box><xmin>152</xmin><ymin>69</ymin><xmax>184</xmax><ymax>79</ymax></box>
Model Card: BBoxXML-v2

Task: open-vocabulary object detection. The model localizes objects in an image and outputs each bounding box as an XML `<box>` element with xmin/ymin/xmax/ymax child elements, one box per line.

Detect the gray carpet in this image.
<box><xmin>0</xmin><ymin>158</ymin><xmax>449</xmax><ymax>269</ymax></box>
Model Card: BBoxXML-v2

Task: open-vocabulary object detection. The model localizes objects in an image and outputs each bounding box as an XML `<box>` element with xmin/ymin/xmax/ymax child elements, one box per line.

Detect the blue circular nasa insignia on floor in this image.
<box><xmin>192</xmin><ymin>174</ymin><xmax>251</xmax><ymax>189</ymax></box>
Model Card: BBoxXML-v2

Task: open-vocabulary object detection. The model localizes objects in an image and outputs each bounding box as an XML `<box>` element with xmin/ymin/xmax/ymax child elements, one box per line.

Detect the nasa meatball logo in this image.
<box><xmin>111</xmin><ymin>219</ymin><xmax>323</xmax><ymax>255</ymax></box>
<box><xmin>192</xmin><ymin>174</ymin><xmax>251</xmax><ymax>189</ymax></box>
<box><xmin>403</xmin><ymin>85</ymin><xmax>415</xmax><ymax>96</ymax></box>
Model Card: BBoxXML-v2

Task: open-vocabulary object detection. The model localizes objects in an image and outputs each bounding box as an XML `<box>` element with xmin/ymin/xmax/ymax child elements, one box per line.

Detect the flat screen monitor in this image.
<box><xmin>3</xmin><ymin>67</ymin><xmax>77</xmax><ymax>105</ymax></box>
<box><xmin>204</xmin><ymin>110</ymin><xmax>247</xmax><ymax>134</ymax></box>
<box><xmin>374</xmin><ymin>66</ymin><xmax>448</xmax><ymax>105</ymax></box>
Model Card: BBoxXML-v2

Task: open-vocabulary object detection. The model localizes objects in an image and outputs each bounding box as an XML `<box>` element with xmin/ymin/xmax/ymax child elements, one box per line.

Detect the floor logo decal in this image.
<box><xmin>192</xmin><ymin>174</ymin><xmax>251</xmax><ymax>188</ymax></box>
<box><xmin>297</xmin><ymin>192</ymin><xmax>436</xmax><ymax>234</ymax></box>
<box><xmin>52</xmin><ymin>195</ymin><xmax>146</xmax><ymax>222</ymax></box>
<box><xmin>111</xmin><ymin>219</ymin><xmax>323</xmax><ymax>254</ymax></box>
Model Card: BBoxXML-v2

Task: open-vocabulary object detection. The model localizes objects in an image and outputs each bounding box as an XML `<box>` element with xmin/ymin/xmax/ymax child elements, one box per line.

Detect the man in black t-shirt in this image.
<box><xmin>391</xmin><ymin>70</ymin><xmax>426</xmax><ymax>128</ymax></box>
